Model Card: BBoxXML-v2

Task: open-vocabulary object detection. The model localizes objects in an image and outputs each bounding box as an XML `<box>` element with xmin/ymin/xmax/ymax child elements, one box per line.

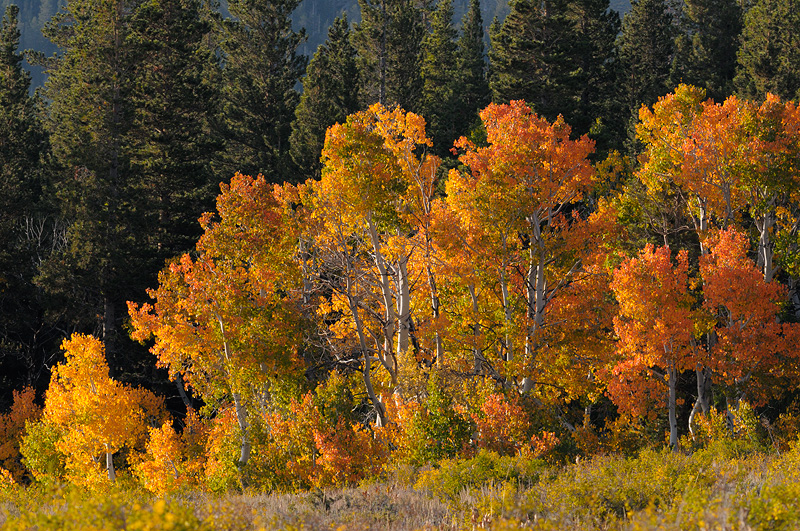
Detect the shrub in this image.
<box><xmin>415</xmin><ymin>449</ymin><xmax>544</xmax><ymax>501</ymax></box>
<box><xmin>395</xmin><ymin>373</ymin><xmax>472</xmax><ymax>466</ymax></box>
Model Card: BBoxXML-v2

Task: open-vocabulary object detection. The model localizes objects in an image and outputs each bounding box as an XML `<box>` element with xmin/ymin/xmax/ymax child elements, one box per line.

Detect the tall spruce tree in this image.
<box><xmin>735</xmin><ymin>0</ymin><xmax>800</xmax><ymax>101</ymax></box>
<box><xmin>488</xmin><ymin>0</ymin><xmax>618</xmax><ymax>136</ymax></box>
<box><xmin>0</xmin><ymin>5</ymin><xmax>54</xmax><ymax>400</ymax></box>
<box><xmin>420</xmin><ymin>0</ymin><xmax>459</xmax><ymax>155</ymax></box>
<box><xmin>353</xmin><ymin>0</ymin><xmax>426</xmax><ymax>111</ymax></box>
<box><xmin>567</xmin><ymin>0</ymin><xmax>620</xmax><ymax>139</ymax></box>
<box><xmin>126</xmin><ymin>0</ymin><xmax>222</xmax><ymax>270</ymax></box>
<box><xmin>216</xmin><ymin>0</ymin><xmax>307</xmax><ymax>182</ymax></box>
<box><xmin>0</xmin><ymin>4</ymin><xmax>44</xmax><ymax>239</ymax></box>
<box><xmin>290</xmin><ymin>14</ymin><xmax>360</xmax><ymax>180</ymax></box>
<box><xmin>454</xmin><ymin>0</ymin><xmax>490</xmax><ymax>138</ymax></box>
<box><xmin>489</xmin><ymin>0</ymin><xmax>573</xmax><ymax>118</ymax></box>
<box><xmin>40</xmin><ymin>0</ymin><xmax>140</xmax><ymax>360</ymax></box>
<box><xmin>672</xmin><ymin>0</ymin><xmax>742</xmax><ymax>101</ymax></box>
<box><xmin>40</xmin><ymin>0</ymin><xmax>222</xmax><ymax>378</ymax></box>
<box><xmin>615</xmin><ymin>0</ymin><xmax>676</xmax><ymax>146</ymax></box>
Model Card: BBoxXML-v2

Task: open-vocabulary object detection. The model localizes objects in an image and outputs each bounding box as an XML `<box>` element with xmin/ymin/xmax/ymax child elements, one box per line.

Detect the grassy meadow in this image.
<box><xmin>3</xmin><ymin>437</ymin><xmax>800</xmax><ymax>530</ymax></box>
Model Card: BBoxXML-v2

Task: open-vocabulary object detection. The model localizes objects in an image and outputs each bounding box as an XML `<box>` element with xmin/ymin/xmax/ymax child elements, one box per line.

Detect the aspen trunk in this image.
<box><xmin>425</xmin><ymin>254</ymin><xmax>443</xmax><ymax>363</ymax></box>
<box><xmin>756</xmin><ymin>210</ymin><xmax>776</xmax><ymax>282</ymax></box>
<box><xmin>668</xmin><ymin>367</ymin><xmax>679</xmax><ymax>451</ymax></box>
<box><xmin>347</xmin><ymin>276</ymin><xmax>387</xmax><ymax>426</ymax></box>
<box><xmin>232</xmin><ymin>391</ymin><xmax>251</xmax><ymax>471</ymax></box>
<box><xmin>367</xmin><ymin>216</ymin><xmax>398</xmax><ymax>386</ymax></box>
<box><xmin>499</xmin><ymin>268</ymin><xmax>514</xmax><ymax>361</ymax></box>
<box><xmin>396</xmin><ymin>256</ymin><xmax>411</xmax><ymax>359</ymax></box>
<box><xmin>106</xmin><ymin>449</ymin><xmax>116</xmax><ymax>482</ymax></box>
<box><xmin>469</xmin><ymin>284</ymin><xmax>482</xmax><ymax>373</ymax></box>
<box><xmin>688</xmin><ymin>366</ymin><xmax>711</xmax><ymax>437</ymax></box>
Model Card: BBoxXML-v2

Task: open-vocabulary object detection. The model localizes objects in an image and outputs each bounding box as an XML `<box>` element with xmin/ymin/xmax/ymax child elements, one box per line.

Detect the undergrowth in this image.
<box><xmin>4</xmin><ymin>439</ymin><xmax>800</xmax><ymax>530</ymax></box>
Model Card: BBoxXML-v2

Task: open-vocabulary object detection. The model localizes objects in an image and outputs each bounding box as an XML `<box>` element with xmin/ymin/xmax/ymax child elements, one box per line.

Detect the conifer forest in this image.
<box><xmin>2</xmin><ymin>0</ymin><xmax>800</xmax><ymax>528</ymax></box>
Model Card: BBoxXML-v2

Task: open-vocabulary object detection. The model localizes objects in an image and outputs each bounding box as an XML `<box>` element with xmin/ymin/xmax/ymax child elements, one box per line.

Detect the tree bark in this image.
<box><xmin>106</xmin><ymin>448</ymin><xmax>116</xmax><ymax>482</ymax></box>
<box><xmin>688</xmin><ymin>366</ymin><xmax>711</xmax><ymax>437</ymax></box>
<box><xmin>668</xmin><ymin>367</ymin><xmax>679</xmax><ymax>451</ymax></box>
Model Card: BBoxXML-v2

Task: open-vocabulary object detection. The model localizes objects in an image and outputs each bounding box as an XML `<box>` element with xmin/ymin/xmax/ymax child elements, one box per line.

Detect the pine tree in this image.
<box><xmin>489</xmin><ymin>0</ymin><xmax>573</xmax><ymax>118</ymax></box>
<box><xmin>615</xmin><ymin>0</ymin><xmax>676</xmax><ymax>146</ymax></box>
<box><xmin>454</xmin><ymin>0</ymin><xmax>490</xmax><ymax>138</ymax></box>
<box><xmin>353</xmin><ymin>0</ymin><xmax>426</xmax><ymax>111</ymax></box>
<box><xmin>566</xmin><ymin>0</ymin><xmax>620</xmax><ymax>140</ymax></box>
<box><xmin>488</xmin><ymin>0</ymin><xmax>617</xmax><ymax>136</ymax></box>
<box><xmin>216</xmin><ymin>0</ymin><xmax>307</xmax><ymax>182</ymax></box>
<box><xmin>0</xmin><ymin>5</ymin><xmax>52</xmax><ymax>398</ymax></box>
<box><xmin>290</xmin><ymin>14</ymin><xmax>360</xmax><ymax>180</ymax></box>
<box><xmin>672</xmin><ymin>0</ymin><xmax>742</xmax><ymax>101</ymax></box>
<box><xmin>40</xmin><ymin>0</ymin><xmax>140</xmax><ymax>358</ymax></box>
<box><xmin>735</xmin><ymin>0</ymin><xmax>800</xmax><ymax>101</ymax></box>
<box><xmin>40</xmin><ymin>0</ymin><xmax>222</xmax><ymax>375</ymax></box>
<box><xmin>126</xmin><ymin>0</ymin><xmax>222</xmax><ymax>268</ymax></box>
<box><xmin>420</xmin><ymin>0</ymin><xmax>458</xmax><ymax>155</ymax></box>
<box><xmin>0</xmin><ymin>4</ymin><xmax>44</xmax><ymax>241</ymax></box>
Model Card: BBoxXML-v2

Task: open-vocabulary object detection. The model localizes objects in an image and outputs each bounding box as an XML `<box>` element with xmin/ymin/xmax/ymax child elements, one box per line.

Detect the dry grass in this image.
<box><xmin>4</xmin><ymin>443</ymin><xmax>800</xmax><ymax>530</ymax></box>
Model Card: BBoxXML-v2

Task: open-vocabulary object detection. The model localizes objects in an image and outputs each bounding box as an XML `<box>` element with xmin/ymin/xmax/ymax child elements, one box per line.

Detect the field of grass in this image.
<box><xmin>3</xmin><ymin>438</ymin><xmax>800</xmax><ymax>530</ymax></box>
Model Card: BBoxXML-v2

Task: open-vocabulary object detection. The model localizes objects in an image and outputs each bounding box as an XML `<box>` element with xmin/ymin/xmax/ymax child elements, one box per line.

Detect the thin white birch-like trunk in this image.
<box><xmin>396</xmin><ymin>256</ymin><xmax>411</xmax><ymax>360</ymax></box>
<box><xmin>367</xmin><ymin>215</ymin><xmax>398</xmax><ymax>386</ymax></box>
<box><xmin>668</xmin><ymin>367</ymin><xmax>679</xmax><ymax>451</ymax></box>
<box><xmin>346</xmin><ymin>275</ymin><xmax>387</xmax><ymax>426</ymax></box>
<box><xmin>232</xmin><ymin>391</ymin><xmax>251</xmax><ymax>469</ymax></box>
<box><xmin>106</xmin><ymin>447</ymin><xmax>116</xmax><ymax>482</ymax></box>
<box><xmin>755</xmin><ymin>208</ymin><xmax>777</xmax><ymax>282</ymax></box>
<box><xmin>469</xmin><ymin>284</ymin><xmax>483</xmax><ymax>373</ymax></box>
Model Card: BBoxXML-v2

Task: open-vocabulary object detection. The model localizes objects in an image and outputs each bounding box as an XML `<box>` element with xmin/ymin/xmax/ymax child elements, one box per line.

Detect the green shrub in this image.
<box><xmin>403</xmin><ymin>372</ymin><xmax>473</xmax><ymax>466</ymax></box>
<box><xmin>415</xmin><ymin>449</ymin><xmax>544</xmax><ymax>501</ymax></box>
<box><xmin>19</xmin><ymin>419</ymin><xmax>66</xmax><ymax>484</ymax></box>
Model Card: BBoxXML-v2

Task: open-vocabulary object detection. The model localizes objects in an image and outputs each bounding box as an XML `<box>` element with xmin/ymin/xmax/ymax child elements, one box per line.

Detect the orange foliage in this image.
<box><xmin>606</xmin><ymin>245</ymin><xmax>696</xmax><ymax>418</ymax></box>
<box><xmin>0</xmin><ymin>387</ymin><xmax>41</xmax><ymax>481</ymax></box>
<box><xmin>133</xmin><ymin>409</ymin><xmax>208</xmax><ymax>496</ymax></box>
<box><xmin>312</xmin><ymin>417</ymin><xmax>388</xmax><ymax>488</ymax></box>
<box><xmin>470</xmin><ymin>393</ymin><xmax>531</xmax><ymax>456</ymax></box>
<box><xmin>700</xmin><ymin>228</ymin><xmax>800</xmax><ymax>402</ymax></box>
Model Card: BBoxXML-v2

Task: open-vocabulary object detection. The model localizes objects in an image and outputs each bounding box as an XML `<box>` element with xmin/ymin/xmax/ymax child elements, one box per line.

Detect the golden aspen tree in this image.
<box><xmin>129</xmin><ymin>173</ymin><xmax>302</xmax><ymax>483</ymax></box>
<box><xmin>41</xmin><ymin>334</ymin><xmax>163</xmax><ymax>487</ymax></box>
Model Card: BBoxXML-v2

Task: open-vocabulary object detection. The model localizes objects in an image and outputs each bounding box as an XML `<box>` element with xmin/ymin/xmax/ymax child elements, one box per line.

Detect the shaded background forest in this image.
<box><xmin>0</xmin><ymin>0</ymin><xmax>799</xmax><ymax>450</ymax></box>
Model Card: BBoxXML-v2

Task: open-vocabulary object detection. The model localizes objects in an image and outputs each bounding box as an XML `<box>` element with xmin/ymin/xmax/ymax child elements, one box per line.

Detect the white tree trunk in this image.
<box><xmin>232</xmin><ymin>391</ymin><xmax>251</xmax><ymax>470</ymax></box>
<box><xmin>367</xmin><ymin>216</ymin><xmax>398</xmax><ymax>386</ymax></box>
<box><xmin>347</xmin><ymin>275</ymin><xmax>387</xmax><ymax>426</ymax></box>
<box><xmin>668</xmin><ymin>367</ymin><xmax>679</xmax><ymax>451</ymax></box>
<box><xmin>106</xmin><ymin>448</ymin><xmax>116</xmax><ymax>482</ymax></box>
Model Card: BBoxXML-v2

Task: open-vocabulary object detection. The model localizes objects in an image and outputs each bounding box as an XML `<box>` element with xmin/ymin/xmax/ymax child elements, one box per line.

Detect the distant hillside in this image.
<box><xmin>292</xmin><ymin>0</ymin><xmax>512</xmax><ymax>57</ymax></box>
<box><xmin>4</xmin><ymin>0</ymin><xmax>631</xmax><ymax>89</ymax></box>
<box><xmin>293</xmin><ymin>0</ymin><xmax>631</xmax><ymax>58</ymax></box>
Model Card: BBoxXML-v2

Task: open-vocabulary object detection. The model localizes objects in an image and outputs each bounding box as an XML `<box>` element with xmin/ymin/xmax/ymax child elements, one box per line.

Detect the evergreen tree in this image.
<box><xmin>567</xmin><ymin>0</ymin><xmax>620</xmax><ymax>140</ymax></box>
<box><xmin>420</xmin><ymin>0</ymin><xmax>458</xmax><ymax>155</ymax></box>
<box><xmin>353</xmin><ymin>0</ymin><xmax>426</xmax><ymax>111</ymax></box>
<box><xmin>290</xmin><ymin>14</ymin><xmax>360</xmax><ymax>180</ymax></box>
<box><xmin>0</xmin><ymin>4</ymin><xmax>44</xmax><ymax>236</ymax></box>
<box><xmin>735</xmin><ymin>0</ymin><xmax>800</xmax><ymax>101</ymax></box>
<box><xmin>615</xmin><ymin>0</ymin><xmax>676</xmax><ymax>145</ymax></box>
<box><xmin>216</xmin><ymin>0</ymin><xmax>307</xmax><ymax>182</ymax></box>
<box><xmin>0</xmin><ymin>5</ymin><xmax>53</xmax><ymax>400</ymax></box>
<box><xmin>488</xmin><ymin>0</ymin><xmax>618</xmax><ymax>136</ymax></box>
<box><xmin>40</xmin><ymin>0</ymin><xmax>222</xmax><ymax>378</ymax></box>
<box><xmin>454</xmin><ymin>0</ymin><xmax>490</xmax><ymax>138</ymax></box>
<box><xmin>489</xmin><ymin>0</ymin><xmax>572</xmax><ymax>118</ymax></box>
<box><xmin>672</xmin><ymin>0</ymin><xmax>742</xmax><ymax>101</ymax></box>
<box><xmin>40</xmin><ymin>0</ymin><xmax>140</xmax><ymax>358</ymax></box>
<box><xmin>126</xmin><ymin>0</ymin><xmax>222</xmax><ymax>270</ymax></box>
